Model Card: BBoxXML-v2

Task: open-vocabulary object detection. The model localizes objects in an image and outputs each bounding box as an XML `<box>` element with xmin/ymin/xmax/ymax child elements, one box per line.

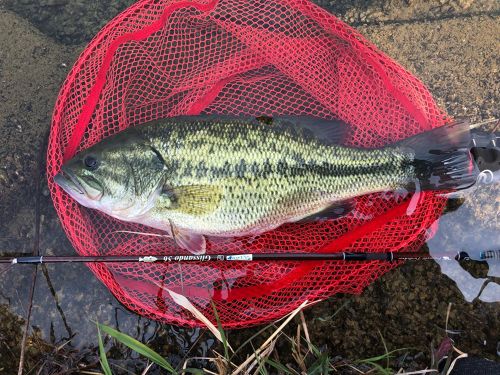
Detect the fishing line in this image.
<box><xmin>0</xmin><ymin>263</ymin><xmax>14</xmax><ymax>278</ymax></box>
<box><xmin>469</xmin><ymin>118</ymin><xmax>499</xmax><ymax>130</ymax></box>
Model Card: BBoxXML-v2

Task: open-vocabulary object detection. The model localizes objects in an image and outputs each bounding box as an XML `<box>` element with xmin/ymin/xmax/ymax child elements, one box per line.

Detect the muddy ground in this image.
<box><xmin>0</xmin><ymin>0</ymin><xmax>498</xmax><ymax>374</ymax></box>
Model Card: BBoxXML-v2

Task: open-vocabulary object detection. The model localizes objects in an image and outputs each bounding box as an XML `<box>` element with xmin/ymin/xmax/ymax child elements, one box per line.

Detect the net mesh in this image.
<box><xmin>47</xmin><ymin>0</ymin><xmax>448</xmax><ymax>328</ymax></box>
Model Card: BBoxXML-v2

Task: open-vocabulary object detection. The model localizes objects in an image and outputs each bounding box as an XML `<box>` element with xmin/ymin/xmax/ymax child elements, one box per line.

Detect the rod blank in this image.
<box><xmin>0</xmin><ymin>250</ymin><xmax>498</xmax><ymax>265</ymax></box>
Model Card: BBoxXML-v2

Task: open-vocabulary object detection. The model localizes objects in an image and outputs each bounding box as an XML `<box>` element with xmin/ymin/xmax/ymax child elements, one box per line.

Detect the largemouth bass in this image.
<box><xmin>54</xmin><ymin>116</ymin><xmax>477</xmax><ymax>254</ymax></box>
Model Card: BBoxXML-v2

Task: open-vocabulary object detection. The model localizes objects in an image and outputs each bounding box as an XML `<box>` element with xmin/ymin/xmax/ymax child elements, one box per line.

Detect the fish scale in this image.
<box><xmin>143</xmin><ymin>118</ymin><xmax>412</xmax><ymax>236</ymax></box>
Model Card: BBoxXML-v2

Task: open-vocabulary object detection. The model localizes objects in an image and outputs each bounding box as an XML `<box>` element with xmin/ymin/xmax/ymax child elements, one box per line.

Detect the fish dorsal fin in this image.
<box><xmin>255</xmin><ymin>115</ymin><xmax>274</xmax><ymax>125</ymax></box>
<box><xmin>162</xmin><ymin>184</ymin><xmax>223</xmax><ymax>216</ymax></box>
<box><xmin>169</xmin><ymin>220</ymin><xmax>206</xmax><ymax>254</ymax></box>
<box><xmin>298</xmin><ymin>199</ymin><xmax>356</xmax><ymax>222</ymax></box>
<box><xmin>159</xmin><ymin>115</ymin><xmax>351</xmax><ymax>145</ymax></box>
<box><xmin>271</xmin><ymin>116</ymin><xmax>351</xmax><ymax>146</ymax></box>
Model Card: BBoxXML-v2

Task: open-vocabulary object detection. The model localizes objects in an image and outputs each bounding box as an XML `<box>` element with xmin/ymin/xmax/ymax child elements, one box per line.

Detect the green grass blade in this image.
<box><xmin>308</xmin><ymin>353</ymin><xmax>331</xmax><ymax>375</ymax></box>
<box><xmin>358</xmin><ymin>348</ymin><xmax>409</xmax><ymax>363</ymax></box>
<box><xmin>211</xmin><ymin>300</ymin><xmax>229</xmax><ymax>360</ymax></box>
<box><xmin>363</xmin><ymin>361</ymin><xmax>392</xmax><ymax>375</ymax></box>
<box><xmin>230</xmin><ymin>322</ymin><xmax>275</xmax><ymax>360</ymax></box>
<box><xmin>378</xmin><ymin>329</ymin><xmax>390</xmax><ymax>369</ymax></box>
<box><xmin>313</xmin><ymin>301</ymin><xmax>350</xmax><ymax>322</ymax></box>
<box><xmin>308</xmin><ymin>342</ymin><xmax>323</xmax><ymax>358</ymax></box>
<box><xmin>264</xmin><ymin>358</ymin><xmax>294</xmax><ymax>374</ymax></box>
<box><xmin>182</xmin><ymin>369</ymin><xmax>205</xmax><ymax>375</ymax></box>
<box><xmin>97</xmin><ymin>325</ymin><xmax>112</xmax><ymax>375</ymax></box>
<box><xmin>360</xmin><ymin>353</ymin><xmax>391</xmax><ymax>362</ymax></box>
<box><xmin>98</xmin><ymin>323</ymin><xmax>176</xmax><ymax>373</ymax></box>
<box><xmin>257</xmin><ymin>357</ymin><xmax>269</xmax><ymax>375</ymax></box>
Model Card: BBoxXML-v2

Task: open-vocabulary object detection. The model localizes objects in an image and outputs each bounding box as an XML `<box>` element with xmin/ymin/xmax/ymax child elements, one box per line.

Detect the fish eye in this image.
<box><xmin>84</xmin><ymin>155</ymin><xmax>99</xmax><ymax>171</ymax></box>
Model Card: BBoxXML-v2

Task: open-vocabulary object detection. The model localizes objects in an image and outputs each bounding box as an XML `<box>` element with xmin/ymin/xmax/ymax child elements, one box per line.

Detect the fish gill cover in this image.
<box><xmin>47</xmin><ymin>0</ymin><xmax>449</xmax><ymax>327</ymax></box>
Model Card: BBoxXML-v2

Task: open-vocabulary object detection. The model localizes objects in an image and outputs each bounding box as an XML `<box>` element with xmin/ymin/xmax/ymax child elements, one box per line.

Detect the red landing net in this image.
<box><xmin>47</xmin><ymin>0</ymin><xmax>448</xmax><ymax>327</ymax></box>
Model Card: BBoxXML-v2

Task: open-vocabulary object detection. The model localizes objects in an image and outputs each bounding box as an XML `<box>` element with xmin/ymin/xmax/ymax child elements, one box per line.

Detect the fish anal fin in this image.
<box><xmin>162</xmin><ymin>184</ymin><xmax>222</xmax><ymax>215</ymax></box>
<box><xmin>299</xmin><ymin>199</ymin><xmax>356</xmax><ymax>222</ymax></box>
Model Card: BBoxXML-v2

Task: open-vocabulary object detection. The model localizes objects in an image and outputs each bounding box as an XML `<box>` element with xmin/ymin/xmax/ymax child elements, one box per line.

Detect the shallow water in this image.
<box><xmin>427</xmin><ymin>180</ymin><xmax>500</xmax><ymax>303</ymax></box>
<box><xmin>0</xmin><ymin>0</ymin><xmax>499</xmax><ymax>373</ymax></box>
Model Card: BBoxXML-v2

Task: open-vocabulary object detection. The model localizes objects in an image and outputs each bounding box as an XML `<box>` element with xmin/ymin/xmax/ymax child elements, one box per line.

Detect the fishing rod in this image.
<box><xmin>0</xmin><ymin>250</ymin><xmax>498</xmax><ymax>265</ymax></box>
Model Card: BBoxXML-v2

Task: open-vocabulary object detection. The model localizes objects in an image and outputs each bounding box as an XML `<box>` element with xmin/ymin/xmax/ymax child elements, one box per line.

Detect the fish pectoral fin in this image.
<box><xmin>170</xmin><ymin>221</ymin><xmax>206</xmax><ymax>255</ymax></box>
<box><xmin>298</xmin><ymin>199</ymin><xmax>356</xmax><ymax>222</ymax></box>
<box><xmin>162</xmin><ymin>184</ymin><xmax>222</xmax><ymax>215</ymax></box>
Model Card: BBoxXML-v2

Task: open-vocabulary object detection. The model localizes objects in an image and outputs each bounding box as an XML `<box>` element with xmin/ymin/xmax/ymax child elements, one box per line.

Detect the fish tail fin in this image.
<box><xmin>400</xmin><ymin>120</ymin><xmax>479</xmax><ymax>190</ymax></box>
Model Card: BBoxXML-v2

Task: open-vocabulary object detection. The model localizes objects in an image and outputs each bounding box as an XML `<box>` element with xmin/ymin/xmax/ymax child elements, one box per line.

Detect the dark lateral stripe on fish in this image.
<box><xmin>178</xmin><ymin>159</ymin><xmax>404</xmax><ymax>179</ymax></box>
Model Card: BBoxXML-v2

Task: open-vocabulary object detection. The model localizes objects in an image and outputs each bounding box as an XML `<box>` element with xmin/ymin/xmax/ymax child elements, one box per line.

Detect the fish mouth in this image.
<box><xmin>54</xmin><ymin>168</ymin><xmax>86</xmax><ymax>195</ymax></box>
